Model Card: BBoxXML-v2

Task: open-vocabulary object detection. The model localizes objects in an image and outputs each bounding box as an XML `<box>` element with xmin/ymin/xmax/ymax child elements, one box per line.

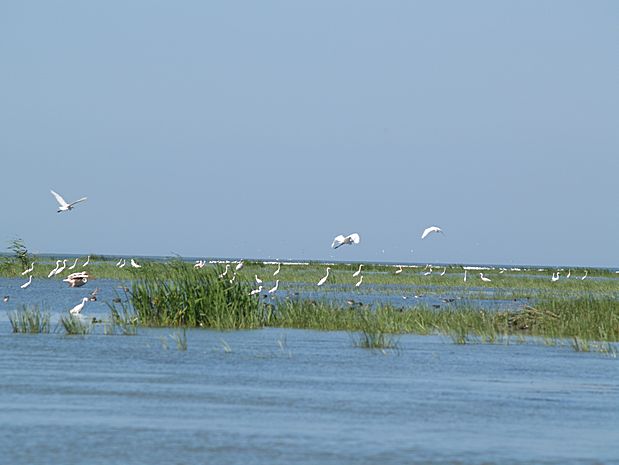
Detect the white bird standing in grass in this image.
<box><xmin>423</xmin><ymin>266</ymin><xmax>433</xmax><ymax>276</ymax></box>
<box><xmin>273</xmin><ymin>262</ymin><xmax>281</xmax><ymax>276</ymax></box>
<box><xmin>551</xmin><ymin>272</ymin><xmax>560</xmax><ymax>282</ymax></box>
<box><xmin>352</xmin><ymin>264</ymin><xmax>363</xmax><ymax>277</ymax></box>
<box><xmin>219</xmin><ymin>264</ymin><xmax>230</xmax><ymax>278</ymax></box>
<box><xmin>268</xmin><ymin>280</ymin><xmax>279</xmax><ymax>295</ymax></box>
<box><xmin>317</xmin><ymin>267</ymin><xmax>331</xmax><ymax>286</ymax></box>
<box><xmin>20</xmin><ymin>275</ymin><xmax>32</xmax><ymax>289</ymax></box>
<box><xmin>249</xmin><ymin>286</ymin><xmax>263</xmax><ymax>296</ymax></box>
<box><xmin>50</xmin><ymin>190</ymin><xmax>87</xmax><ymax>213</ymax></box>
<box><xmin>463</xmin><ymin>269</ymin><xmax>467</xmax><ymax>282</ymax></box>
<box><xmin>69</xmin><ymin>297</ymin><xmax>89</xmax><ymax>315</ymax></box>
<box><xmin>440</xmin><ymin>266</ymin><xmax>447</xmax><ymax>276</ymax></box>
<box><xmin>21</xmin><ymin>262</ymin><xmax>35</xmax><ymax>275</ymax></box>
<box><xmin>395</xmin><ymin>265</ymin><xmax>403</xmax><ymax>275</ymax></box>
<box><xmin>421</xmin><ymin>226</ymin><xmax>443</xmax><ymax>239</ymax></box>
<box><xmin>68</xmin><ymin>258</ymin><xmax>79</xmax><ymax>270</ymax></box>
<box><xmin>54</xmin><ymin>259</ymin><xmax>67</xmax><ymax>276</ymax></box>
<box><xmin>331</xmin><ymin>233</ymin><xmax>360</xmax><ymax>249</ymax></box>
<box><xmin>581</xmin><ymin>270</ymin><xmax>588</xmax><ymax>280</ymax></box>
<box><xmin>255</xmin><ymin>275</ymin><xmax>263</xmax><ymax>284</ymax></box>
<box><xmin>566</xmin><ymin>269</ymin><xmax>571</xmax><ymax>279</ymax></box>
<box><xmin>116</xmin><ymin>258</ymin><xmax>123</xmax><ymax>267</ymax></box>
<box><xmin>131</xmin><ymin>259</ymin><xmax>142</xmax><ymax>268</ymax></box>
<box><xmin>355</xmin><ymin>275</ymin><xmax>363</xmax><ymax>287</ymax></box>
<box><xmin>82</xmin><ymin>255</ymin><xmax>91</xmax><ymax>267</ymax></box>
<box><xmin>235</xmin><ymin>261</ymin><xmax>244</xmax><ymax>271</ymax></box>
<box><xmin>480</xmin><ymin>272</ymin><xmax>491</xmax><ymax>283</ymax></box>
<box><xmin>48</xmin><ymin>260</ymin><xmax>61</xmax><ymax>278</ymax></box>
<box><xmin>118</xmin><ymin>259</ymin><xmax>126</xmax><ymax>268</ymax></box>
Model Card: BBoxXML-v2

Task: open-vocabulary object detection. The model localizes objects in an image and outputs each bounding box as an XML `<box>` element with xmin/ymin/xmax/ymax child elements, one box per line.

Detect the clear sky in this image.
<box><xmin>1</xmin><ymin>1</ymin><xmax>617</xmax><ymax>267</ymax></box>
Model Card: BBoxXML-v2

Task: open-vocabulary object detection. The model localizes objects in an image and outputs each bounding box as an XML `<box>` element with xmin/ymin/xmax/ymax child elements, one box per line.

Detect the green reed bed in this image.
<box><xmin>58</xmin><ymin>315</ymin><xmax>92</xmax><ymax>335</ymax></box>
<box><xmin>8</xmin><ymin>305</ymin><xmax>51</xmax><ymax>333</ymax></box>
<box><xmin>129</xmin><ymin>262</ymin><xmax>265</xmax><ymax>329</ymax></box>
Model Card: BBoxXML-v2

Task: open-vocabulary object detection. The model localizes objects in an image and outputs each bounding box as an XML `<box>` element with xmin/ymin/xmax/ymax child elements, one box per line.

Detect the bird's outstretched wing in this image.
<box><xmin>68</xmin><ymin>197</ymin><xmax>88</xmax><ymax>208</ymax></box>
<box><xmin>348</xmin><ymin>233</ymin><xmax>360</xmax><ymax>244</ymax></box>
<box><xmin>50</xmin><ymin>190</ymin><xmax>69</xmax><ymax>208</ymax></box>
<box><xmin>331</xmin><ymin>235</ymin><xmax>346</xmax><ymax>249</ymax></box>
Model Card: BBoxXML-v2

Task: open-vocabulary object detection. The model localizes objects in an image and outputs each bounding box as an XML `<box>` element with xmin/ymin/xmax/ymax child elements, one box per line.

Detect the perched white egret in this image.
<box><xmin>395</xmin><ymin>265</ymin><xmax>403</xmax><ymax>275</ymax></box>
<box><xmin>352</xmin><ymin>264</ymin><xmax>363</xmax><ymax>277</ymax></box>
<box><xmin>63</xmin><ymin>271</ymin><xmax>89</xmax><ymax>288</ymax></box>
<box><xmin>47</xmin><ymin>260</ymin><xmax>61</xmax><ymax>278</ymax></box>
<box><xmin>69</xmin><ymin>297</ymin><xmax>89</xmax><ymax>315</ymax></box>
<box><xmin>219</xmin><ymin>264</ymin><xmax>230</xmax><ymax>278</ymax></box>
<box><xmin>68</xmin><ymin>258</ymin><xmax>79</xmax><ymax>270</ymax></box>
<box><xmin>331</xmin><ymin>233</ymin><xmax>361</xmax><ymax>249</ymax></box>
<box><xmin>21</xmin><ymin>262</ymin><xmax>35</xmax><ymax>275</ymax></box>
<box><xmin>255</xmin><ymin>275</ymin><xmax>263</xmax><ymax>284</ymax></box>
<box><xmin>54</xmin><ymin>259</ymin><xmax>67</xmax><ymax>276</ymax></box>
<box><xmin>268</xmin><ymin>280</ymin><xmax>279</xmax><ymax>294</ymax></box>
<box><xmin>440</xmin><ymin>266</ymin><xmax>447</xmax><ymax>276</ymax></box>
<box><xmin>235</xmin><ymin>261</ymin><xmax>244</xmax><ymax>271</ymax></box>
<box><xmin>130</xmin><ymin>258</ymin><xmax>142</xmax><ymax>268</ymax></box>
<box><xmin>50</xmin><ymin>189</ymin><xmax>87</xmax><ymax>213</ymax></box>
<box><xmin>82</xmin><ymin>255</ymin><xmax>91</xmax><ymax>267</ymax></box>
<box><xmin>249</xmin><ymin>286</ymin><xmax>263</xmax><ymax>296</ymax></box>
<box><xmin>581</xmin><ymin>270</ymin><xmax>588</xmax><ymax>280</ymax></box>
<box><xmin>421</xmin><ymin>226</ymin><xmax>443</xmax><ymax>239</ymax></box>
<box><xmin>20</xmin><ymin>275</ymin><xmax>32</xmax><ymax>289</ymax></box>
<box><xmin>273</xmin><ymin>263</ymin><xmax>281</xmax><ymax>276</ymax></box>
<box><xmin>355</xmin><ymin>275</ymin><xmax>363</xmax><ymax>287</ymax></box>
<box><xmin>480</xmin><ymin>273</ymin><xmax>492</xmax><ymax>283</ymax></box>
<box><xmin>317</xmin><ymin>267</ymin><xmax>331</xmax><ymax>286</ymax></box>
<box><xmin>551</xmin><ymin>272</ymin><xmax>560</xmax><ymax>282</ymax></box>
<box><xmin>463</xmin><ymin>269</ymin><xmax>467</xmax><ymax>282</ymax></box>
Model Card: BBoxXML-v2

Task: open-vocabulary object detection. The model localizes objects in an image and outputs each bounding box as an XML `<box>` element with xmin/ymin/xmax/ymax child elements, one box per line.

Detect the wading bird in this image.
<box><xmin>331</xmin><ymin>233</ymin><xmax>361</xmax><ymax>249</ymax></box>
<box><xmin>352</xmin><ymin>264</ymin><xmax>363</xmax><ymax>277</ymax></box>
<box><xmin>88</xmin><ymin>288</ymin><xmax>99</xmax><ymax>301</ymax></box>
<box><xmin>395</xmin><ymin>265</ymin><xmax>403</xmax><ymax>275</ymax></box>
<box><xmin>69</xmin><ymin>297</ymin><xmax>89</xmax><ymax>315</ymax></box>
<box><xmin>566</xmin><ymin>269</ymin><xmax>571</xmax><ymax>279</ymax></box>
<box><xmin>421</xmin><ymin>226</ymin><xmax>443</xmax><ymax>239</ymax></box>
<box><xmin>255</xmin><ymin>275</ymin><xmax>263</xmax><ymax>284</ymax></box>
<box><xmin>249</xmin><ymin>286</ymin><xmax>263</xmax><ymax>296</ymax></box>
<box><xmin>440</xmin><ymin>266</ymin><xmax>447</xmax><ymax>276</ymax></box>
<box><xmin>355</xmin><ymin>275</ymin><xmax>363</xmax><ymax>287</ymax></box>
<box><xmin>268</xmin><ymin>280</ymin><xmax>279</xmax><ymax>295</ymax></box>
<box><xmin>20</xmin><ymin>275</ymin><xmax>32</xmax><ymax>289</ymax></box>
<box><xmin>50</xmin><ymin>189</ymin><xmax>87</xmax><ymax>213</ymax></box>
<box><xmin>118</xmin><ymin>259</ymin><xmax>126</xmax><ymax>268</ymax></box>
<box><xmin>273</xmin><ymin>263</ymin><xmax>281</xmax><ymax>276</ymax></box>
<box><xmin>317</xmin><ymin>267</ymin><xmax>331</xmax><ymax>286</ymax></box>
<box><xmin>480</xmin><ymin>272</ymin><xmax>491</xmax><ymax>283</ymax></box>
<box><xmin>423</xmin><ymin>266</ymin><xmax>433</xmax><ymax>276</ymax></box>
<box><xmin>115</xmin><ymin>258</ymin><xmax>123</xmax><ymax>267</ymax></box>
<box><xmin>463</xmin><ymin>269</ymin><xmax>467</xmax><ymax>282</ymax></box>
<box><xmin>219</xmin><ymin>264</ymin><xmax>230</xmax><ymax>278</ymax></box>
<box><xmin>54</xmin><ymin>259</ymin><xmax>67</xmax><ymax>276</ymax></box>
<box><xmin>551</xmin><ymin>272</ymin><xmax>560</xmax><ymax>282</ymax></box>
<box><xmin>130</xmin><ymin>258</ymin><xmax>141</xmax><ymax>268</ymax></box>
<box><xmin>47</xmin><ymin>260</ymin><xmax>61</xmax><ymax>278</ymax></box>
<box><xmin>581</xmin><ymin>270</ymin><xmax>588</xmax><ymax>280</ymax></box>
<box><xmin>194</xmin><ymin>260</ymin><xmax>205</xmax><ymax>269</ymax></box>
<box><xmin>68</xmin><ymin>258</ymin><xmax>79</xmax><ymax>270</ymax></box>
<box><xmin>82</xmin><ymin>255</ymin><xmax>91</xmax><ymax>267</ymax></box>
<box><xmin>21</xmin><ymin>262</ymin><xmax>35</xmax><ymax>275</ymax></box>
<box><xmin>63</xmin><ymin>271</ymin><xmax>89</xmax><ymax>288</ymax></box>
<box><xmin>235</xmin><ymin>261</ymin><xmax>244</xmax><ymax>271</ymax></box>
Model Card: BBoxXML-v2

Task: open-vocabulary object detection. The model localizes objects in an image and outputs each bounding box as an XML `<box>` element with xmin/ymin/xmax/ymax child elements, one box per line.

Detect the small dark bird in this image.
<box><xmin>2</xmin><ymin>295</ymin><xmax>9</xmax><ymax>303</ymax></box>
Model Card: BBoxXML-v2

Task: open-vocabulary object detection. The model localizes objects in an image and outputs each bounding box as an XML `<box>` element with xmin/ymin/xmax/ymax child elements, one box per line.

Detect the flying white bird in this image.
<box><xmin>82</xmin><ymin>255</ymin><xmax>91</xmax><ymax>267</ymax></box>
<box><xmin>479</xmin><ymin>272</ymin><xmax>491</xmax><ymax>283</ymax></box>
<box><xmin>352</xmin><ymin>264</ymin><xmax>363</xmax><ymax>277</ymax></box>
<box><xmin>69</xmin><ymin>297</ymin><xmax>89</xmax><ymax>315</ymax></box>
<box><xmin>20</xmin><ymin>275</ymin><xmax>32</xmax><ymax>289</ymax></box>
<box><xmin>50</xmin><ymin>189</ymin><xmax>87</xmax><ymax>213</ymax></box>
<box><xmin>235</xmin><ymin>261</ymin><xmax>244</xmax><ymax>271</ymax></box>
<box><xmin>249</xmin><ymin>286</ymin><xmax>263</xmax><ymax>296</ymax></box>
<box><xmin>68</xmin><ymin>258</ymin><xmax>79</xmax><ymax>270</ymax></box>
<box><xmin>273</xmin><ymin>262</ymin><xmax>281</xmax><ymax>276</ymax></box>
<box><xmin>331</xmin><ymin>233</ymin><xmax>361</xmax><ymax>249</ymax></box>
<box><xmin>255</xmin><ymin>275</ymin><xmax>263</xmax><ymax>284</ymax></box>
<box><xmin>355</xmin><ymin>275</ymin><xmax>363</xmax><ymax>287</ymax></box>
<box><xmin>47</xmin><ymin>260</ymin><xmax>61</xmax><ymax>278</ymax></box>
<box><xmin>21</xmin><ymin>262</ymin><xmax>35</xmax><ymax>275</ymax></box>
<box><xmin>421</xmin><ymin>226</ymin><xmax>443</xmax><ymax>239</ymax></box>
<box><xmin>395</xmin><ymin>265</ymin><xmax>403</xmax><ymax>275</ymax></box>
<box><xmin>317</xmin><ymin>267</ymin><xmax>331</xmax><ymax>286</ymax></box>
<box><xmin>581</xmin><ymin>270</ymin><xmax>588</xmax><ymax>280</ymax></box>
<box><xmin>54</xmin><ymin>259</ymin><xmax>67</xmax><ymax>276</ymax></box>
<box><xmin>268</xmin><ymin>280</ymin><xmax>279</xmax><ymax>294</ymax></box>
<box><xmin>130</xmin><ymin>258</ymin><xmax>142</xmax><ymax>268</ymax></box>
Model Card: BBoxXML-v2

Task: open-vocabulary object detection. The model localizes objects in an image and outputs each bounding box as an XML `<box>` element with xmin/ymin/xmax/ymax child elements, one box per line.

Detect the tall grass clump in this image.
<box><xmin>58</xmin><ymin>315</ymin><xmax>91</xmax><ymax>335</ymax></box>
<box><xmin>105</xmin><ymin>298</ymin><xmax>139</xmax><ymax>336</ymax></box>
<box><xmin>351</xmin><ymin>311</ymin><xmax>400</xmax><ymax>350</ymax></box>
<box><xmin>130</xmin><ymin>262</ymin><xmax>264</xmax><ymax>329</ymax></box>
<box><xmin>8</xmin><ymin>305</ymin><xmax>50</xmax><ymax>333</ymax></box>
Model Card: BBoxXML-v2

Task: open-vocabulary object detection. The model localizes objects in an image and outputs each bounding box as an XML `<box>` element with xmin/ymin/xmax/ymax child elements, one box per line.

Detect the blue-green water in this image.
<box><xmin>1</xmin><ymin>278</ymin><xmax>618</xmax><ymax>464</ymax></box>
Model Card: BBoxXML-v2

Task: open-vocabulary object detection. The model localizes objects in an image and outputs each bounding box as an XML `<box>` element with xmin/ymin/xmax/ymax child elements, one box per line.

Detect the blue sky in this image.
<box><xmin>1</xmin><ymin>1</ymin><xmax>617</xmax><ymax>267</ymax></box>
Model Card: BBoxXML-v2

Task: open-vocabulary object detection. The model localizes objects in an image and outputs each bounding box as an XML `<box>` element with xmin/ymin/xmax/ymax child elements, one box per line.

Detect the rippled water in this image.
<box><xmin>1</xmin><ymin>278</ymin><xmax>618</xmax><ymax>464</ymax></box>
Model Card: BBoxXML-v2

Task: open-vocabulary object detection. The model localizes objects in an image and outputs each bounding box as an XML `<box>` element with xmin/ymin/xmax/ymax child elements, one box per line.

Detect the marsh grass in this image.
<box><xmin>58</xmin><ymin>315</ymin><xmax>91</xmax><ymax>335</ymax></box>
<box><xmin>170</xmin><ymin>329</ymin><xmax>187</xmax><ymax>351</ymax></box>
<box><xmin>8</xmin><ymin>305</ymin><xmax>50</xmax><ymax>333</ymax></box>
<box><xmin>351</xmin><ymin>312</ymin><xmax>400</xmax><ymax>350</ymax></box>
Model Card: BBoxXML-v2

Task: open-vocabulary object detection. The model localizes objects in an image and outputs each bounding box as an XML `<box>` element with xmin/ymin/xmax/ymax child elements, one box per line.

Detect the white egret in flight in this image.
<box><xmin>20</xmin><ymin>275</ymin><xmax>32</xmax><ymax>289</ymax></box>
<box><xmin>50</xmin><ymin>190</ymin><xmax>87</xmax><ymax>213</ymax></box>
<box><xmin>331</xmin><ymin>233</ymin><xmax>360</xmax><ymax>249</ymax></box>
<box><xmin>21</xmin><ymin>262</ymin><xmax>35</xmax><ymax>275</ymax></box>
<box><xmin>69</xmin><ymin>297</ymin><xmax>89</xmax><ymax>315</ymax></box>
<box><xmin>479</xmin><ymin>273</ymin><xmax>492</xmax><ymax>283</ymax></box>
<box><xmin>317</xmin><ymin>267</ymin><xmax>331</xmax><ymax>286</ymax></box>
<box><xmin>268</xmin><ymin>280</ymin><xmax>279</xmax><ymax>294</ymax></box>
<box><xmin>352</xmin><ymin>264</ymin><xmax>363</xmax><ymax>277</ymax></box>
<box><xmin>421</xmin><ymin>226</ymin><xmax>443</xmax><ymax>239</ymax></box>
